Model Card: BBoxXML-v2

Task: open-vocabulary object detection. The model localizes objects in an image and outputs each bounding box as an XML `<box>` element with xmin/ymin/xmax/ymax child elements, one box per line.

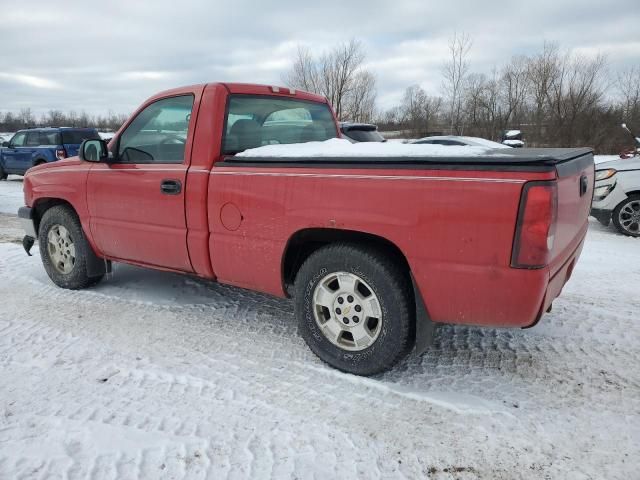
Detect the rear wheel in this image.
<box><xmin>612</xmin><ymin>195</ymin><xmax>640</xmax><ymax>237</ymax></box>
<box><xmin>38</xmin><ymin>205</ymin><xmax>104</xmax><ymax>289</ymax></box>
<box><xmin>294</xmin><ymin>243</ymin><xmax>414</xmax><ymax>376</ymax></box>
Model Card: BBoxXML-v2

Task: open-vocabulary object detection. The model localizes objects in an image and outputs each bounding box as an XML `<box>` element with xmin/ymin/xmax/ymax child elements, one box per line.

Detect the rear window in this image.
<box><xmin>61</xmin><ymin>130</ymin><xmax>100</xmax><ymax>144</ymax></box>
<box><xmin>223</xmin><ymin>96</ymin><xmax>337</xmax><ymax>154</ymax></box>
<box><xmin>343</xmin><ymin>129</ymin><xmax>385</xmax><ymax>142</ymax></box>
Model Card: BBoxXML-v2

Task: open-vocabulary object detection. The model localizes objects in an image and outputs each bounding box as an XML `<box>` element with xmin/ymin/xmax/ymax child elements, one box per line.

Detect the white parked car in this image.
<box><xmin>411</xmin><ymin>135</ymin><xmax>511</xmax><ymax>148</ymax></box>
<box><xmin>590</xmin><ymin>125</ymin><xmax>640</xmax><ymax>237</ymax></box>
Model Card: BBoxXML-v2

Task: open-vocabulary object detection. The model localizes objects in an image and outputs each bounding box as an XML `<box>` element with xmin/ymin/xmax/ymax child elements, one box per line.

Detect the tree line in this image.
<box><xmin>0</xmin><ymin>109</ymin><xmax>128</xmax><ymax>134</ymax></box>
<box><xmin>382</xmin><ymin>38</ymin><xmax>640</xmax><ymax>154</ymax></box>
<box><xmin>284</xmin><ymin>36</ymin><xmax>640</xmax><ymax>154</ymax></box>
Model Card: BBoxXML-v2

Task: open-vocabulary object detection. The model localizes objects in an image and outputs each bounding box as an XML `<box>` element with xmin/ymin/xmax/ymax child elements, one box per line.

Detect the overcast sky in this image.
<box><xmin>1</xmin><ymin>0</ymin><xmax>638</xmax><ymax>117</ymax></box>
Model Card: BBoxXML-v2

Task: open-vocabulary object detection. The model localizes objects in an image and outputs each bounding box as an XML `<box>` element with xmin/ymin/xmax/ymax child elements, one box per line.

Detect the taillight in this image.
<box><xmin>56</xmin><ymin>148</ymin><xmax>67</xmax><ymax>160</ymax></box>
<box><xmin>511</xmin><ymin>181</ymin><xmax>558</xmax><ymax>269</ymax></box>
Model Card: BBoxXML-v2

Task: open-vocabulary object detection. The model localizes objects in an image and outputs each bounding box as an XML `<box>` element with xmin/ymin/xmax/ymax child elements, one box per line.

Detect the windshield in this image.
<box><xmin>223</xmin><ymin>96</ymin><xmax>337</xmax><ymax>154</ymax></box>
<box><xmin>61</xmin><ymin>130</ymin><xmax>100</xmax><ymax>144</ymax></box>
<box><xmin>343</xmin><ymin>129</ymin><xmax>385</xmax><ymax>142</ymax></box>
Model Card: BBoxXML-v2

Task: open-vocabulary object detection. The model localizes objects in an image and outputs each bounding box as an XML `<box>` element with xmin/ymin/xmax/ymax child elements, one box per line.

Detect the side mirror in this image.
<box><xmin>79</xmin><ymin>139</ymin><xmax>111</xmax><ymax>162</ymax></box>
<box><xmin>1</xmin><ymin>141</ymin><xmax>9</xmax><ymax>147</ymax></box>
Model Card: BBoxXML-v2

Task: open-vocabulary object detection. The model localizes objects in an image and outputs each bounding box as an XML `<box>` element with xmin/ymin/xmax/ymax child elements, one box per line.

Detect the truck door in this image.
<box><xmin>86</xmin><ymin>95</ymin><xmax>195</xmax><ymax>271</ymax></box>
<box><xmin>2</xmin><ymin>132</ymin><xmax>29</xmax><ymax>172</ymax></box>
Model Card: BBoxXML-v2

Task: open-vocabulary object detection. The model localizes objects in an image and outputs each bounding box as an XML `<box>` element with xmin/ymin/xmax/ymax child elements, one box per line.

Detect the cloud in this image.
<box><xmin>0</xmin><ymin>0</ymin><xmax>637</xmax><ymax>115</ymax></box>
<box><xmin>0</xmin><ymin>73</ymin><xmax>60</xmax><ymax>89</ymax></box>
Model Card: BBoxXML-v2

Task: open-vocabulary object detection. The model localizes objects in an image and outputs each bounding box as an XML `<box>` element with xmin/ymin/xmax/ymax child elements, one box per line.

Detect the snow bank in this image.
<box><xmin>237</xmin><ymin>138</ymin><xmax>494</xmax><ymax>158</ymax></box>
<box><xmin>98</xmin><ymin>132</ymin><xmax>115</xmax><ymax>140</ymax></box>
<box><xmin>503</xmin><ymin>139</ymin><xmax>524</xmax><ymax>147</ymax></box>
<box><xmin>0</xmin><ymin>177</ymin><xmax>24</xmax><ymax>214</ymax></box>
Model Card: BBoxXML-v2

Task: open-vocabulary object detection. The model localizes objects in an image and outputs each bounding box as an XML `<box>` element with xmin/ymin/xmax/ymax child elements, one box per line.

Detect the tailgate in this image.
<box><xmin>550</xmin><ymin>151</ymin><xmax>594</xmax><ymax>275</ymax></box>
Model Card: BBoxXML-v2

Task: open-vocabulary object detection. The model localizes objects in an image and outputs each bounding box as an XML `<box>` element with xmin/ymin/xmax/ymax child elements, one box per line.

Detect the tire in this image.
<box><xmin>38</xmin><ymin>205</ymin><xmax>104</xmax><ymax>289</ymax></box>
<box><xmin>612</xmin><ymin>195</ymin><xmax>640</xmax><ymax>237</ymax></box>
<box><xmin>0</xmin><ymin>165</ymin><xmax>7</xmax><ymax>180</ymax></box>
<box><xmin>294</xmin><ymin>243</ymin><xmax>414</xmax><ymax>376</ymax></box>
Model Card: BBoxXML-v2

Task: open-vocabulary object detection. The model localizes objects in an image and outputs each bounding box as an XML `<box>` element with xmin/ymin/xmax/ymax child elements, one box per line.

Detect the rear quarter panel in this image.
<box><xmin>549</xmin><ymin>155</ymin><xmax>594</xmax><ymax>277</ymax></box>
<box><xmin>208</xmin><ymin>165</ymin><xmax>555</xmax><ymax>327</ymax></box>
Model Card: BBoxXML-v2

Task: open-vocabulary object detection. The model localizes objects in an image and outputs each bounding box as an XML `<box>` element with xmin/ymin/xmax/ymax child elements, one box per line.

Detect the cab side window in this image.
<box><xmin>10</xmin><ymin>132</ymin><xmax>26</xmax><ymax>147</ymax></box>
<box><xmin>118</xmin><ymin>95</ymin><xmax>194</xmax><ymax>164</ymax></box>
<box><xmin>26</xmin><ymin>132</ymin><xmax>42</xmax><ymax>147</ymax></box>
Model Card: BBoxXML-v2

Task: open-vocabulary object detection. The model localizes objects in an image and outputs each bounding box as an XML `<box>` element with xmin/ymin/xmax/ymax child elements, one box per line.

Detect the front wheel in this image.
<box><xmin>38</xmin><ymin>205</ymin><xmax>104</xmax><ymax>289</ymax></box>
<box><xmin>294</xmin><ymin>243</ymin><xmax>414</xmax><ymax>376</ymax></box>
<box><xmin>0</xmin><ymin>165</ymin><xmax>7</xmax><ymax>180</ymax></box>
<box><xmin>612</xmin><ymin>195</ymin><xmax>640</xmax><ymax>237</ymax></box>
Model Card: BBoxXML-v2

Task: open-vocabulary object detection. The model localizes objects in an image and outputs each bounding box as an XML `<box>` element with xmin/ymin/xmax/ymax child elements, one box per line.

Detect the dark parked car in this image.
<box><xmin>0</xmin><ymin>127</ymin><xmax>101</xmax><ymax>179</ymax></box>
<box><xmin>411</xmin><ymin>135</ymin><xmax>510</xmax><ymax>148</ymax></box>
<box><xmin>339</xmin><ymin>122</ymin><xmax>386</xmax><ymax>143</ymax></box>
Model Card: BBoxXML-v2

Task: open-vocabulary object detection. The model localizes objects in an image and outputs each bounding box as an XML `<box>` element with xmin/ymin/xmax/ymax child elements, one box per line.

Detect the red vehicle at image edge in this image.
<box><xmin>18</xmin><ymin>83</ymin><xmax>594</xmax><ymax>375</ymax></box>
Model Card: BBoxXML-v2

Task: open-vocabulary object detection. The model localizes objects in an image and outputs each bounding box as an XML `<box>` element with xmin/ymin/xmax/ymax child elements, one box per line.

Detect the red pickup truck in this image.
<box><xmin>19</xmin><ymin>82</ymin><xmax>594</xmax><ymax>375</ymax></box>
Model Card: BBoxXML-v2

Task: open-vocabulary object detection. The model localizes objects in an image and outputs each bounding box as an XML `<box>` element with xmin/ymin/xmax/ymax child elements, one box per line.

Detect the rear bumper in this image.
<box><xmin>538</xmin><ymin>235</ymin><xmax>586</xmax><ymax>321</ymax></box>
<box><xmin>18</xmin><ymin>206</ymin><xmax>37</xmax><ymax>238</ymax></box>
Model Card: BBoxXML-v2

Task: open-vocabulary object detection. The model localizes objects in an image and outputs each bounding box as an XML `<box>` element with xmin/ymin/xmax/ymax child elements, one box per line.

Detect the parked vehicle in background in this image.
<box><xmin>19</xmin><ymin>82</ymin><xmax>593</xmax><ymax>375</ymax></box>
<box><xmin>591</xmin><ymin>124</ymin><xmax>640</xmax><ymax>236</ymax></box>
<box><xmin>411</xmin><ymin>135</ymin><xmax>511</xmax><ymax>148</ymax></box>
<box><xmin>0</xmin><ymin>127</ymin><xmax>100</xmax><ymax>179</ymax></box>
<box><xmin>340</xmin><ymin>122</ymin><xmax>386</xmax><ymax>142</ymax></box>
<box><xmin>501</xmin><ymin>129</ymin><xmax>525</xmax><ymax>148</ymax></box>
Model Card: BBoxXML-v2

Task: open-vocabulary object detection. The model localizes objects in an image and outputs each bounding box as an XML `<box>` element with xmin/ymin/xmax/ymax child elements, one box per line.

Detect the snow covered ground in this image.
<box><xmin>0</xmin><ymin>177</ymin><xmax>639</xmax><ymax>479</ymax></box>
<box><xmin>0</xmin><ymin>176</ymin><xmax>24</xmax><ymax>215</ymax></box>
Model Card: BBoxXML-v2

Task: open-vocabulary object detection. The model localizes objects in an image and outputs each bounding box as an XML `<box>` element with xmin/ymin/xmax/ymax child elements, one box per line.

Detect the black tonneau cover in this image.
<box><xmin>222</xmin><ymin>147</ymin><xmax>594</xmax><ymax>173</ymax></box>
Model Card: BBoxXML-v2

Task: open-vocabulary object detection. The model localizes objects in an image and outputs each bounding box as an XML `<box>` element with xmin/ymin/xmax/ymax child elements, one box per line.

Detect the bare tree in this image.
<box><xmin>283</xmin><ymin>39</ymin><xmax>376</xmax><ymax>121</ymax></box>
<box><xmin>618</xmin><ymin>66</ymin><xmax>640</xmax><ymax>125</ymax></box>
<box><xmin>282</xmin><ymin>46</ymin><xmax>321</xmax><ymax>94</ymax></box>
<box><xmin>499</xmin><ymin>55</ymin><xmax>530</xmax><ymax>128</ymax></box>
<box><xmin>18</xmin><ymin>108</ymin><xmax>35</xmax><ymax>128</ymax></box>
<box><xmin>344</xmin><ymin>71</ymin><xmax>377</xmax><ymax>122</ymax></box>
<box><xmin>527</xmin><ymin>42</ymin><xmax>560</xmax><ymax>141</ymax></box>
<box><xmin>45</xmin><ymin>110</ymin><xmax>66</xmax><ymax>126</ymax></box>
<box><xmin>399</xmin><ymin>85</ymin><xmax>442</xmax><ymax>136</ymax></box>
<box><xmin>442</xmin><ymin>32</ymin><xmax>472</xmax><ymax>134</ymax></box>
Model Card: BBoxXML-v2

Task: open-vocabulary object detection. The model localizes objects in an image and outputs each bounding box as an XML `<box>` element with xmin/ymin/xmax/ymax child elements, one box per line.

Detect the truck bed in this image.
<box><xmin>213</xmin><ymin>147</ymin><xmax>594</xmax><ymax>327</ymax></box>
<box><xmin>225</xmin><ymin>147</ymin><xmax>594</xmax><ymax>171</ymax></box>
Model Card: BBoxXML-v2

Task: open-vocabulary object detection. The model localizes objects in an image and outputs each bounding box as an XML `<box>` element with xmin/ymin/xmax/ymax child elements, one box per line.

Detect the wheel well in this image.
<box><xmin>32</xmin><ymin>198</ymin><xmax>76</xmax><ymax>234</ymax></box>
<box><xmin>623</xmin><ymin>190</ymin><xmax>640</xmax><ymax>198</ymax></box>
<box><xmin>282</xmin><ymin>228</ymin><xmax>412</xmax><ymax>295</ymax></box>
<box><xmin>33</xmin><ymin>159</ymin><xmax>47</xmax><ymax>166</ymax></box>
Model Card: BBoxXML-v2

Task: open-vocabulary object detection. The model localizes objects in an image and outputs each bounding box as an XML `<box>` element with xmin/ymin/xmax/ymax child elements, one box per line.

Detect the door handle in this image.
<box><xmin>580</xmin><ymin>174</ymin><xmax>588</xmax><ymax>196</ymax></box>
<box><xmin>160</xmin><ymin>179</ymin><xmax>182</xmax><ymax>195</ymax></box>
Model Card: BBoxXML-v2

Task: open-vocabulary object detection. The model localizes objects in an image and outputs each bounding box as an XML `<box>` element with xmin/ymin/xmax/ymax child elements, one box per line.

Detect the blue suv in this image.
<box><xmin>0</xmin><ymin>127</ymin><xmax>101</xmax><ymax>179</ymax></box>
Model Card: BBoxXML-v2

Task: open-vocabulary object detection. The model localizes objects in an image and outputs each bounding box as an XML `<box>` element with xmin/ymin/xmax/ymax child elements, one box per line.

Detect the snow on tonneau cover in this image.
<box><xmin>236</xmin><ymin>139</ymin><xmax>595</xmax><ymax>278</ymax></box>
